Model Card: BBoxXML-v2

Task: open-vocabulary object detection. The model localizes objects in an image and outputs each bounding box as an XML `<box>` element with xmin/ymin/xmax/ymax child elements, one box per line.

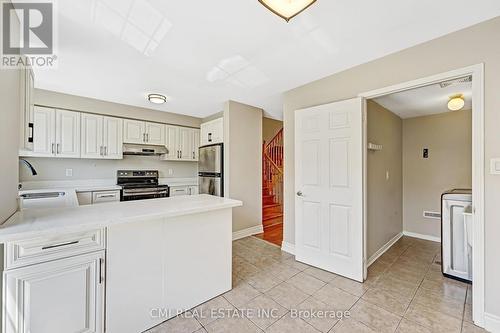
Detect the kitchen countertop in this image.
<box><xmin>0</xmin><ymin>195</ymin><xmax>242</xmax><ymax>242</ymax></box>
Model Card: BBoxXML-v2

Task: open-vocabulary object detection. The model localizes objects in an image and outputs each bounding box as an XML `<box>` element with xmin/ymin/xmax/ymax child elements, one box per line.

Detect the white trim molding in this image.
<box><xmin>403</xmin><ymin>231</ymin><xmax>441</xmax><ymax>243</ymax></box>
<box><xmin>232</xmin><ymin>225</ymin><xmax>263</xmax><ymax>241</ymax></box>
<box><xmin>281</xmin><ymin>241</ymin><xmax>295</xmax><ymax>255</ymax></box>
<box><xmin>485</xmin><ymin>312</ymin><xmax>500</xmax><ymax>333</ymax></box>
<box><xmin>367</xmin><ymin>233</ymin><xmax>403</xmax><ymax>267</ymax></box>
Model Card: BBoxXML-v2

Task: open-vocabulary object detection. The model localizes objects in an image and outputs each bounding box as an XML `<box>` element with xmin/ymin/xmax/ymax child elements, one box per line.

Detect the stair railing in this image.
<box><xmin>263</xmin><ymin>129</ymin><xmax>283</xmax><ymax>206</ymax></box>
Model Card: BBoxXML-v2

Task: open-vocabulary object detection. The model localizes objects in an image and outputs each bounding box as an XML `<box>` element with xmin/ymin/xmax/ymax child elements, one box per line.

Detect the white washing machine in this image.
<box><xmin>441</xmin><ymin>189</ymin><xmax>472</xmax><ymax>282</ymax></box>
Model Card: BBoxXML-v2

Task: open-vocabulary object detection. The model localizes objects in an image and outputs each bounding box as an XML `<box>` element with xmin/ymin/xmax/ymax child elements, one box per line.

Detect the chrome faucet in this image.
<box><xmin>19</xmin><ymin>159</ymin><xmax>37</xmax><ymax>176</ymax></box>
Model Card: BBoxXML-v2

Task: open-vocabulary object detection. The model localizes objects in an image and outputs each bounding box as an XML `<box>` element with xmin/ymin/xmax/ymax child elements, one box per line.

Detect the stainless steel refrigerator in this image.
<box><xmin>198</xmin><ymin>143</ymin><xmax>223</xmax><ymax>196</ymax></box>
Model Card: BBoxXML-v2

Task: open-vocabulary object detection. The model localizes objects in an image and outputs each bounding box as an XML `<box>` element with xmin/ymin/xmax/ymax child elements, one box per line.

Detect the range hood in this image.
<box><xmin>123</xmin><ymin>144</ymin><xmax>167</xmax><ymax>156</ymax></box>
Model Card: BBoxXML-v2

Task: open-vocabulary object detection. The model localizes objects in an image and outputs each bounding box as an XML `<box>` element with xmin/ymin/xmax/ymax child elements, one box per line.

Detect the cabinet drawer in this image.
<box><xmin>92</xmin><ymin>190</ymin><xmax>120</xmax><ymax>204</ymax></box>
<box><xmin>6</xmin><ymin>229</ymin><xmax>105</xmax><ymax>269</ymax></box>
<box><xmin>170</xmin><ymin>187</ymin><xmax>188</xmax><ymax>196</ymax></box>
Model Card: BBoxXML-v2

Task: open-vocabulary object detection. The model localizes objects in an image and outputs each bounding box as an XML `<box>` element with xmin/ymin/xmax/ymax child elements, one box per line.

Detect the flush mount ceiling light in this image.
<box><xmin>447</xmin><ymin>94</ymin><xmax>465</xmax><ymax>111</ymax></box>
<box><xmin>258</xmin><ymin>0</ymin><xmax>317</xmax><ymax>22</ymax></box>
<box><xmin>147</xmin><ymin>93</ymin><xmax>167</xmax><ymax>104</ymax></box>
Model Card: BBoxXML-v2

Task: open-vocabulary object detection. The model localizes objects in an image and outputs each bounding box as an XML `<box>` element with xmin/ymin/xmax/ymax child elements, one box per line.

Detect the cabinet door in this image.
<box><xmin>56</xmin><ymin>110</ymin><xmax>80</xmax><ymax>158</ymax></box>
<box><xmin>178</xmin><ymin>127</ymin><xmax>192</xmax><ymax>160</ymax></box>
<box><xmin>145</xmin><ymin>122</ymin><xmax>165</xmax><ymax>145</ymax></box>
<box><xmin>170</xmin><ymin>186</ymin><xmax>189</xmax><ymax>196</ymax></box>
<box><xmin>32</xmin><ymin>106</ymin><xmax>56</xmax><ymax>157</ymax></box>
<box><xmin>19</xmin><ymin>68</ymin><xmax>35</xmax><ymax>151</ymax></box>
<box><xmin>123</xmin><ymin>119</ymin><xmax>145</xmax><ymax>144</ymax></box>
<box><xmin>211</xmin><ymin>118</ymin><xmax>224</xmax><ymax>144</ymax></box>
<box><xmin>164</xmin><ymin>125</ymin><xmax>179</xmax><ymax>160</ymax></box>
<box><xmin>3</xmin><ymin>251</ymin><xmax>105</xmax><ymax>333</ymax></box>
<box><xmin>103</xmin><ymin>116</ymin><xmax>123</xmax><ymax>159</ymax></box>
<box><xmin>188</xmin><ymin>186</ymin><xmax>199</xmax><ymax>195</ymax></box>
<box><xmin>81</xmin><ymin>113</ymin><xmax>104</xmax><ymax>159</ymax></box>
<box><xmin>200</xmin><ymin>122</ymin><xmax>211</xmax><ymax>146</ymax></box>
<box><xmin>192</xmin><ymin>129</ymin><xmax>200</xmax><ymax>161</ymax></box>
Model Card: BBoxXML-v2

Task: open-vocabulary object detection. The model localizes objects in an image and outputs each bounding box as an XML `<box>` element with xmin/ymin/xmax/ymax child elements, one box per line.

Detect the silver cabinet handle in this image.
<box><xmin>99</xmin><ymin>257</ymin><xmax>104</xmax><ymax>284</ymax></box>
<box><xmin>56</xmin><ymin>143</ymin><xmax>61</xmax><ymax>154</ymax></box>
<box><xmin>100</xmin><ymin>146</ymin><xmax>103</xmax><ymax>156</ymax></box>
<box><xmin>143</xmin><ymin>133</ymin><xmax>146</xmax><ymax>142</ymax></box>
<box><xmin>104</xmin><ymin>146</ymin><xmax>107</xmax><ymax>156</ymax></box>
<box><xmin>97</xmin><ymin>194</ymin><xmax>115</xmax><ymax>198</ymax></box>
<box><xmin>51</xmin><ymin>143</ymin><xmax>55</xmax><ymax>154</ymax></box>
<box><xmin>297</xmin><ymin>191</ymin><xmax>304</xmax><ymax>197</ymax></box>
<box><xmin>146</xmin><ymin>133</ymin><xmax>149</xmax><ymax>142</ymax></box>
<box><xmin>42</xmin><ymin>240</ymin><xmax>79</xmax><ymax>250</ymax></box>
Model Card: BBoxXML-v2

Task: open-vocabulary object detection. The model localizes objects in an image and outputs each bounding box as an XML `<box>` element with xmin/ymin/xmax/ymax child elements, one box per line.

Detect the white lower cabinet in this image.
<box><xmin>169</xmin><ymin>185</ymin><xmax>199</xmax><ymax>196</ymax></box>
<box><xmin>3</xmin><ymin>251</ymin><xmax>105</xmax><ymax>333</ymax></box>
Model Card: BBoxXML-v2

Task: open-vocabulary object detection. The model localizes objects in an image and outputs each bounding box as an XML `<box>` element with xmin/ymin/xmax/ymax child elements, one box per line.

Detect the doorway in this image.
<box><xmin>360</xmin><ymin>64</ymin><xmax>484</xmax><ymax>327</ymax></box>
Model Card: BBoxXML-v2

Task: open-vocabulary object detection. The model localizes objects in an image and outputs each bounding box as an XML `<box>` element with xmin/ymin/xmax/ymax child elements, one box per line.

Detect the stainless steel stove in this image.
<box><xmin>117</xmin><ymin>170</ymin><xmax>169</xmax><ymax>201</ymax></box>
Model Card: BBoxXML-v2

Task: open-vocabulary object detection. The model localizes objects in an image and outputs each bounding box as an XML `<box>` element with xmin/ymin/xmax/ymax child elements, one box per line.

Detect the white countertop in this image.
<box><xmin>0</xmin><ymin>195</ymin><xmax>242</xmax><ymax>242</ymax></box>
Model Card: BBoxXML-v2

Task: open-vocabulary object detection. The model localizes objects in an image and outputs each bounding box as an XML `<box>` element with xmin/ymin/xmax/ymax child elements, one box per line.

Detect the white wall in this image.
<box><xmin>0</xmin><ymin>4</ymin><xmax>21</xmax><ymax>223</ymax></box>
<box><xmin>223</xmin><ymin>101</ymin><xmax>263</xmax><ymax>233</ymax></box>
<box><xmin>283</xmin><ymin>17</ymin><xmax>500</xmax><ymax>321</ymax></box>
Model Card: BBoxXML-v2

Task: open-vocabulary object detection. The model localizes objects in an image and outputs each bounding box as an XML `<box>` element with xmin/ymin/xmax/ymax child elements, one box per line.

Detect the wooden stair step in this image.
<box><xmin>263</xmin><ymin>212</ymin><xmax>283</xmax><ymax>221</ymax></box>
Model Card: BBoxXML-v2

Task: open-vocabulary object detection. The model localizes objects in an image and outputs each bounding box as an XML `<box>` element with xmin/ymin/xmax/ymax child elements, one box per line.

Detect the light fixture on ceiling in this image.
<box><xmin>447</xmin><ymin>94</ymin><xmax>465</xmax><ymax>111</ymax></box>
<box><xmin>258</xmin><ymin>0</ymin><xmax>317</xmax><ymax>22</ymax></box>
<box><xmin>148</xmin><ymin>93</ymin><xmax>167</xmax><ymax>104</ymax></box>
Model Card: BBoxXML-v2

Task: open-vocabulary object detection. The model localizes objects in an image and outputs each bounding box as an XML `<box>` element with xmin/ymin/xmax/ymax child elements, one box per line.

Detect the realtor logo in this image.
<box><xmin>1</xmin><ymin>0</ymin><xmax>57</xmax><ymax>68</ymax></box>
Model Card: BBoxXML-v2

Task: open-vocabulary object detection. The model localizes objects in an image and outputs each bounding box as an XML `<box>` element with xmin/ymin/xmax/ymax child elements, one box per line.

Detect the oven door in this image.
<box><xmin>121</xmin><ymin>187</ymin><xmax>169</xmax><ymax>201</ymax></box>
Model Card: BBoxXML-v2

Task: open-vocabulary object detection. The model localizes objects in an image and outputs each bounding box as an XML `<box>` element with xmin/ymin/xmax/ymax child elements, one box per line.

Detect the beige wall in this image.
<box><xmin>262</xmin><ymin>117</ymin><xmax>283</xmax><ymax>143</ymax></box>
<box><xmin>367</xmin><ymin>101</ymin><xmax>402</xmax><ymax>258</ymax></box>
<box><xmin>19</xmin><ymin>156</ymin><xmax>198</xmax><ymax>182</ymax></box>
<box><xmin>35</xmin><ymin>89</ymin><xmax>201</xmax><ymax>128</ymax></box>
<box><xmin>283</xmin><ymin>17</ymin><xmax>500</xmax><ymax>318</ymax></box>
<box><xmin>403</xmin><ymin>110</ymin><xmax>472</xmax><ymax>239</ymax></box>
<box><xmin>224</xmin><ymin>101</ymin><xmax>263</xmax><ymax>232</ymax></box>
<box><xmin>0</xmin><ymin>5</ymin><xmax>21</xmax><ymax>223</ymax></box>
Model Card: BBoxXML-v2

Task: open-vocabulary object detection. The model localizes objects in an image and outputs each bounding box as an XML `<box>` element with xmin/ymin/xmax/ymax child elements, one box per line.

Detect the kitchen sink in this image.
<box><xmin>20</xmin><ymin>192</ymin><xmax>66</xmax><ymax>200</ymax></box>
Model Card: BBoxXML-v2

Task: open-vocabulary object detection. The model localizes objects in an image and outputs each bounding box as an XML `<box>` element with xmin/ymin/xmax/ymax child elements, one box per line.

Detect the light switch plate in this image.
<box><xmin>490</xmin><ymin>158</ymin><xmax>500</xmax><ymax>174</ymax></box>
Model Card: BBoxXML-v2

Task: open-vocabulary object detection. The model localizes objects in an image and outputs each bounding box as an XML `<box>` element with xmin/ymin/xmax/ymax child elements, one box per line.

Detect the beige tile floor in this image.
<box><xmin>147</xmin><ymin>236</ymin><xmax>487</xmax><ymax>333</ymax></box>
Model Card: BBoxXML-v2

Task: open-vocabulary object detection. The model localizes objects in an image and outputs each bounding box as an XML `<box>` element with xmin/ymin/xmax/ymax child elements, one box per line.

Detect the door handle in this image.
<box><xmin>104</xmin><ymin>146</ymin><xmax>107</xmax><ymax>156</ymax></box>
<box><xmin>56</xmin><ymin>143</ymin><xmax>61</xmax><ymax>154</ymax></box>
<box><xmin>193</xmin><ymin>151</ymin><xmax>195</xmax><ymax>159</ymax></box>
<box><xmin>146</xmin><ymin>133</ymin><xmax>149</xmax><ymax>142</ymax></box>
<box><xmin>51</xmin><ymin>143</ymin><xmax>55</xmax><ymax>154</ymax></box>
<box><xmin>99</xmin><ymin>257</ymin><xmax>104</xmax><ymax>284</ymax></box>
<box><xmin>143</xmin><ymin>133</ymin><xmax>146</xmax><ymax>142</ymax></box>
<box><xmin>296</xmin><ymin>191</ymin><xmax>304</xmax><ymax>197</ymax></box>
<box><xmin>42</xmin><ymin>240</ymin><xmax>79</xmax><ymax>250</ymax></box>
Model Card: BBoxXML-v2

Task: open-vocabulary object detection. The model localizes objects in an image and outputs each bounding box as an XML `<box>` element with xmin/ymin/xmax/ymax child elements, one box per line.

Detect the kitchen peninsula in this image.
<box><xmin>0</xmin><ymin>194</ymin><xmax>242</xmax><ymax>333</ymax></box>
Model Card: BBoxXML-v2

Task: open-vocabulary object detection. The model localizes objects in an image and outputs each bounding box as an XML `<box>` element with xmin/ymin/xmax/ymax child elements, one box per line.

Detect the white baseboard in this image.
<box><xmin>367</xmin><ymin>232</ymin><xmax>403</xmax><ymax>267</ymax></box>
<box><xmin>281</xmin><ymin>241</ymin><xmax>295</xmax><ymax>255</ymax></box>
<box><xmin>403</xmin><ymin>231</ymin><xmax>441</xmax><ymax>243</ymax></box>
<box><xmin>232</xmin><ymin>225</ymin><xmax>263</xmax><ymax>241</ymax></box>
<box><xmin>485</xmin><ymin>312</ymin><xmax>500</xmax><ymax>333</ymax></box>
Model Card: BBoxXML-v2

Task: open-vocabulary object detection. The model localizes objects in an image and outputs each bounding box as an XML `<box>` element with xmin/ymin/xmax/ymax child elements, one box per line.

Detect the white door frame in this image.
<box><xmin>358</xmin><ymin>64</ymin><xmax>485</xmax><ymax>327</ymax></box>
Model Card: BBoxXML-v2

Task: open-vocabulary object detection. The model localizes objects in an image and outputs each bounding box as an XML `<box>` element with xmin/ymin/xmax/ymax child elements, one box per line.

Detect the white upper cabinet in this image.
<box><xmin>123</xmin><ymin>119</ymin><xmax>146</xmax><ymax>144</ymax></box>
<box><xmin>30</xmin><ymin>107</ymin><xmax>80</xmax><ymax>158</ymax></box>
<box><xmin>32</xmin><ymin>106</ymin><xmax>56</xmax><ymax>157</ymax></box>
<box><xmin>200</xmin><ymin>117</ymin><xmax>223</xmax><ymax>146</ymax></box>
<box><xmin>123</xmin><ymin>119</ymin><xmax>165</xmax><ymax>145</ymax></box>
<box><xmin>103</xmin><ymin>117</ymin><xmax>123</xmax><ymax>159</ymax></box>
<box><xmin>55</xmin><ymin>110</ymin><xmax>81</xmax><ymax>158</ymax></box>
<box><xmin>82</xmin><ymin>114</ymin><xmax>122</xmax><ymax>159</ymax></box>
<box><xmin>19</xmin><ymin>67</ymin><xmax>35</xmax><ymax>152</ymax></box>
<box><xmin>145</xmin><ymin>122</ymin><xmax>165</xmax><ymax>145</ymax></box>
<box><xmin>162</xmin><ymin>126</ymin><xmax>199</xmax><ymax>161</ymax></box>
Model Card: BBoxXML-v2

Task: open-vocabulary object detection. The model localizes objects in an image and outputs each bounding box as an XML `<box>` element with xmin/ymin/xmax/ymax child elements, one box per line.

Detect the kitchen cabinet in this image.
<box><xmin>19</xmin><ymin>67</ymin><xmax>35</xmax><ymax>153</ymax></box>
<box><xmin>29</xmin><ymin>107</ymin><xmax>80</xmax><ymax>158</ymax></box>
<box><xmin>200</xmin><ymin>117</ymin><xmax>223</xmax><ymax>146</ymax></box>
<box><xmin>123</xmin><ymin>119</ymin><xmax>165</xmax><ymax>145</ymax></box>
<box><xmin>77</xmin><ymin>190</ymin><xmax>121</xmax><ymax>205</ymax></box>
<box><xmin>169</xmin><ymin>185</ymin><xmax>199</xmax><ymax>196</ymax></box>
<box><xmin>163</xmin><ymin>126</ymin><xmax>200</xmax><ymax>161</ymax></box>
<box><xmin>3</xmin><ymin>251</ymin><xmax>105</xmax><ymax>333</ymax></box>
<box><xmin>81</xmin><ymin>113</ymin><xmax>123</xmax><ymax>159</ymax></box>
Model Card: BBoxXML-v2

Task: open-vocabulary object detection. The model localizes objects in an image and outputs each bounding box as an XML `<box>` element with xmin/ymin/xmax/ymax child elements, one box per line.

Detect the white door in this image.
<box><xmin>192</xmin><ymin>129</ymin><xmax>200</xmax><ymax>161</ymax></box>
<box><xmin>3</xmin><ymin>251</ymin><xmax>105</xmax><ymax>333</ymax></box>
<box><xmin>178</xmin><ymin>127</ymin><xmax>192</xmax><ymax>160</ymax></box>
<box><xmin>32</xmin><ymin>106</ymin><xmax>56</xmax><ymax>156</ymax></box>
<box><xmin>145</xmin><ymin>122</ymin><xmax>165</xmax><ymax>145</ymax></box>
<box><xmin>165</xmin><ymin>125</ymin><xmax>179</xmax><ymax>160</ymax></box>
<box><xmin>295</xmin><ymin>98</ymin><xmax>364</xmax><ymax>282</ymax></box>
<box><xmin>123</xmin><ymin>119</ymin><xmax>145</xmax><ymax>144</ymax></box>
<box><xmin>103</xmin><ymin>116</ymin><xmax>123</xmax><ymax>159</ymax></box>
<box><xmin>55</xmin><ymin>110</ymin><xmax>81</xmax><ymax>158</ymax></box>
<box><xmin>200</xmin><ymin>121</ymin><xmax>212</xmax><ymax>146</ymax></box>
<box><xmin>81</xmin><ymin>113</ymin><xmax>104</xmax><ymax>159</ymax></box>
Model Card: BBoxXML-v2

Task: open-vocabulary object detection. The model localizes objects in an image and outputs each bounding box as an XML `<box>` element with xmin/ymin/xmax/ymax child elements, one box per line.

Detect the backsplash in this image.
<box><xmin>19</xmin><ymin>155</ymin><xmax>198</xmax><ymax>182</ymax></box>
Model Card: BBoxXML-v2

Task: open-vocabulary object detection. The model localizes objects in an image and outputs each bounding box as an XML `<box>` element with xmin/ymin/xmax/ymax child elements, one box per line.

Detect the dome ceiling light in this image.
<box><xmin>148</xmin><ymin>93</ymin><xmax>167</xmax><ymax>104</ymax></box>
<box><xmin>258</xmin><ymin>0</ymin><xmax>317</xmax><ymax>22</ymax></box>
<box><xmin>447</xmin><ymin>94</ymin><xmax>465</xmax><ymax>111</ymax></box>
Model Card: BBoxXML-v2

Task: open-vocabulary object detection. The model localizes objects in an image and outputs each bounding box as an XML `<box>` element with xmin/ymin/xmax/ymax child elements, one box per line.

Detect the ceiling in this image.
<box><xmin>33</xmin><ymin>0</ymin><xmax>500</xmax><ymax>119</ymax></box>
<box><xmin>374</xmin><ymin>78</ymin><xmax>472</xmax><ymax>119</ymax></box>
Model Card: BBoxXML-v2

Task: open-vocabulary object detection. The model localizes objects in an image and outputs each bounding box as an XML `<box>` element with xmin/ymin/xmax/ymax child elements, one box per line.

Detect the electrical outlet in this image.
<box><xmin>168</xmin><ymin>169</ymin><xmax>173</xmax><ymax>176</ymax></box>
<box><xmin>65</xmin><ymin>168</ymin><xmax>73</xmax><ymax>177</ymax></box>
<box><xmin>386</xmin><ymin>170</ymin><xmax>390</xmax><ymax>180</ymax></box>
